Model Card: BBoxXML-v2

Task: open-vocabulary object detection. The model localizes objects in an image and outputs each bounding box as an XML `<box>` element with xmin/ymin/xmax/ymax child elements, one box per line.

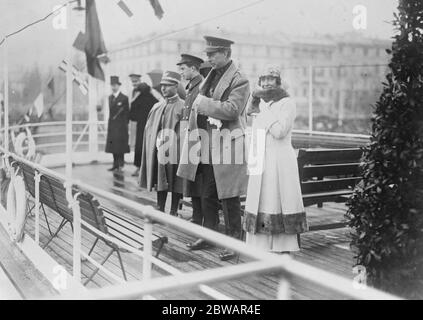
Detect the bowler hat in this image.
<box><xmin>110</xmin><ymin>76</ymin><xmax>121</xmax><ymax>85</ymax></box>
<box><xmin>204</xmin><ymin>36</ymin><xmax>234</xmax><ymax>53</ymax></box>
<box><xmin>177</xmin><ymin>54</ymin><xmax>204</xmax><ymax>67</ymax></box>
<box><xmin>160</xmin><ymin>71</ymin><xmax>181</xmax><ymax>85</ymax></box>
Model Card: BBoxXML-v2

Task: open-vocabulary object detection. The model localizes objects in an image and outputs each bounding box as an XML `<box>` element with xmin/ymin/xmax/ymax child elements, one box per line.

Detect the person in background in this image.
<box><xmin>128</xmin><ymin>73</ymin><xmax>158</xmax><ymax>177</ymax></box>
<box><xmin>139</xmin><ymin>71</ymin><xmax>185</xmax><ymax>216</ymax></box>
<box><xmin>105</xmin><ymin>76</ymin><xmax>130</xmax><ymax>172</ymax></box>
<box><xmin>178</xmin><ymin>36</ymin><xmax>250</xmax><ymax>260</ymax></box>
<box><xmin>244</xmin><ymin>66</ymin><xmax>308</xmax><ymax>253</ymax></box>
<box><xmin>177</xmin><ymin>54</ymin><xmax>213</xmax><ymax>236</ymax></box>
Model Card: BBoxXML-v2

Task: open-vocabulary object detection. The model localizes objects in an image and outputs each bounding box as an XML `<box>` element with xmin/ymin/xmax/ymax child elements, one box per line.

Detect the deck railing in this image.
<box><xmin>0</xmin><ymin>122</ymin><xmax>400</xmax><ymax>300</ymax></box>
<box><xmin>2</xmin><ymin>120</ymin><xmax>370</xmax><ymax>159</ymax></box>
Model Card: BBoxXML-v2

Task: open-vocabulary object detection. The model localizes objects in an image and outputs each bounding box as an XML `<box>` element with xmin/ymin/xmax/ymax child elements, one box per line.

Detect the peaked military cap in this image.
<box><xmin>160</xmin><ymin>70</ymin><xmax>181</xmax><ymax>85</ymax></box>
<box><xmin>204</xmin><ymin>36</ymin><xmax>234</xmax><ymax>53</ymax></box>
<box><xmin>176</xmin><ymin>54</ymin><xmax>204</xmax><ymax>67</ymax></box>
<box><xmin>129</xmin><ymin>73</ymin><xmax>141</xmax><ymax>78</ymax></box>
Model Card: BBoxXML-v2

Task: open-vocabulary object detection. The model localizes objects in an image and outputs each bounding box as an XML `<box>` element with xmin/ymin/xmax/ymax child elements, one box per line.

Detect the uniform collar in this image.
<box><xmin>165</xmin><ymin>94</ymin><xmax>179</xmax><ymax>103</ymax></box>
<box><xmin>214</xmin><ymin>60</ymin><xmax>232</xmax><ymax>77</ymax></box>
<box><xmin>186</xmin><ymin>74</ymin><xmax>203</xmax><ymax>91</ymax></box>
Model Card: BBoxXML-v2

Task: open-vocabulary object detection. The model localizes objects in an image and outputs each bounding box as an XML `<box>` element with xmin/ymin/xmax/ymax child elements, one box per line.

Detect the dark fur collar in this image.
<box><xmin>255</xmin><ymin>87</ymin><xmax>289</xmax><ymax>103</ymax></box>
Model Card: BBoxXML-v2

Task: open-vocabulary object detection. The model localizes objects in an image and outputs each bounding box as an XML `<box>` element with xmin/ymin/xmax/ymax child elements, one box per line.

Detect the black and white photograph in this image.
<box><xmin>0</xmin><ymin>0</ymin><xmax>422</xmax><ymax>305</ymax></box>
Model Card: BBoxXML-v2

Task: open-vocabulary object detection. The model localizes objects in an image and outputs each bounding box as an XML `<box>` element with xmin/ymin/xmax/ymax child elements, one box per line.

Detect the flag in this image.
<box><xmin>59</xmin><ymin>60</ymin><xmax>89</xmax><ymax>95</ymax></box>
<box><xmin>85</xmin><ymin>0</ymin><xmax>107</xmax><ymax>81</ymax></box>
<box><xmin>47</xmin><ymin>77</ymin><xmax>55</xmax><ymax>96</ymax></box>
<box><xmin>117</xmin><ymin>0</ymin><xmax>133</xmax><ymax>17</ymax></box>
<box><xmin>73</xmin><ymin>31</ymin><xmax>87</xmax><ymax>52</ymax></box>
<box><xmin>33</xmin><ymin>93</ymin><xmax>44</xmax><ymax>118</ymax></box>
<box><xmin>149</xmin><ymin>0</ymin><xmax>164</xmax><ymax>19</ymax></box>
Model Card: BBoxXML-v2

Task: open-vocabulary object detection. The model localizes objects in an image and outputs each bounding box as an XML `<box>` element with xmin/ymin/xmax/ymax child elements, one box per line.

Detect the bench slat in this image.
<box><xmin>298</xmin><ymin>148</ymin><xmax>362</xmax><ymax>165</ymax></box>
<box><xmin>301</xmin><ymin>163</ymin><xmax>360</xmax><ymax>180</ymax></box>
<box><xmin>301</xmin><ymin>177</ymin><xmax>359</xmax><ymax>194</ymax></box>
<box><xmin>302</xmin><ymin>190</ymin><xmax>353</xmax><ymax>206</ymax></box>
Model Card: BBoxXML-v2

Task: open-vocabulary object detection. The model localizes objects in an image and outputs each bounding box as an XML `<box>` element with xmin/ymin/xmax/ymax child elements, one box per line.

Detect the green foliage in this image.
<box><xmin>346</xmin><ymin>0</ymin><xmax>423</xmax><ymax>298</ymax></box>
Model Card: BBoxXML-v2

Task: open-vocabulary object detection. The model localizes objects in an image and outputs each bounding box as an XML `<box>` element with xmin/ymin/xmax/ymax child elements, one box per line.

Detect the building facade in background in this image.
<box><xmin>108</xmin><ymin>27</ymin><xmax>390</xmax><ymax>131</ymax></box>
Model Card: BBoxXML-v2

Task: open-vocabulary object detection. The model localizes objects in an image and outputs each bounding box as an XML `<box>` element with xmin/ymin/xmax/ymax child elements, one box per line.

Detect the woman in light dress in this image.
<box><xmin>243</xmin><ymin>66</ymin><xmax>308</xmax><ymax>253</ymax></box>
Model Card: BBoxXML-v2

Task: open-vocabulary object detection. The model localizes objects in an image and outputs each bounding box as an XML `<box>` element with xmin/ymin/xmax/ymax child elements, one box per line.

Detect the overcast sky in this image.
<box><xmin>0</xmin><ymin>0</ymin><xmax>398</xmax><ymax>74</ymax></box>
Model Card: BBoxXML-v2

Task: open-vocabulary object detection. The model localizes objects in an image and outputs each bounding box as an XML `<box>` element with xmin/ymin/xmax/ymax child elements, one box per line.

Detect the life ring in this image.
<box><xmin>14</xmin><ymin>130</ymin><xmax>36</xmax><ymax>159</ymax></box>
<box><xmin>6</xmin><ymin>173</ymin><xmax>27</xmax><ymax>242</ymax></box>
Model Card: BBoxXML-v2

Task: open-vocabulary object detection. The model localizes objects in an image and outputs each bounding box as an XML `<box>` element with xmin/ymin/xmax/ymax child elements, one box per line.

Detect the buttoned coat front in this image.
<box><xmin>177</xmin><ymin>62</ymin><xmax>250</xmax><ymax>200</ymax></box>
<box><xmin>105</xmin><ymin>92</ymin><xmax>130</xmax><ymax>154</ymax></box>
<box><xmin>180</xmin><ymin>74</ymin><xmax>204</xmax><ymax>198</ymax></box>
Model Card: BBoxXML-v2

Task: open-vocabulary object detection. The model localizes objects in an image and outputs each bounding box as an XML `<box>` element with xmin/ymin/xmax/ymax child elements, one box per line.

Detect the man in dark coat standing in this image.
<box><xmin>177</xmin><ymin>36</ymin><xmax>250</xmax><ymax>260</ymax></box>
<box><xmin>129</xmin><ymin>73</ymin><xmax>158</xmax><ymax>177</ymax></box>
<box><xmin>105</xmin><ymin>76</ymin><xmax>130</xmax><ymax>171</ymax></box>
<box><xmin>139</xmin><ymin>71</ymin><xmax>185</xmax><ymax>216</ymax></box>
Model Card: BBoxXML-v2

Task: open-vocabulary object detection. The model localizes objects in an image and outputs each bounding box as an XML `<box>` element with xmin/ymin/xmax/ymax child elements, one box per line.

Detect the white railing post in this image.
<box><xmin>88</xmin><ymin>76</ymin><xmax>99</xmax><ymax>159</ymax></box>
<box><xmin>34</xmin><ymin>171</ymin><xmax>41</xmax><ymax>245</ymax></box>
<box><xmin>0</xmin><ymin>155</ymin><xmax>4</xmax><ymax>205</ymax></box>
<box><xmin>65</xmin><ymin>183</ymin><xmax>81</xmax><ymax>283</ymax></box>
<box><xmin>3</xmin><ymin>37</ymin><xmax>9</xmax><ymax>152</ymax></box>
<box><xmin>308</xmin><ymin>64</ymin><xmax>313</xmax><ymax>133</ymax></box>
<box><xmin>277</xmin><ymin>278</ymin><xmax>291</xmax><ymax>300</ymax></box>
<box><xmin>143</xmin><ymin>218</ymin><xmax>153</xmax><ymax>281</ymax></box>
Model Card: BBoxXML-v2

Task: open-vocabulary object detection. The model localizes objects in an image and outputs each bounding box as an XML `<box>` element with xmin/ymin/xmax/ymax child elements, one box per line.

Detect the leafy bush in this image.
<box><xmin>346</xmin><ymin>0</ymin><xmax>423</xmax><ymax>299</ymax></box>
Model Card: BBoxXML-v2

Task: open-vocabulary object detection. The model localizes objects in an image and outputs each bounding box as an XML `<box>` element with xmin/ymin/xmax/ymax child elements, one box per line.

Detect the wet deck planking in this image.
<box><xmin>0</xmin><ymin>222</ymin><xmax>58</xmax><ymax>299</ymax></box>
<box><xmin>20</xmin><ymin>163</ymin><xmax>357</xmax><ymax>299</ymax></box>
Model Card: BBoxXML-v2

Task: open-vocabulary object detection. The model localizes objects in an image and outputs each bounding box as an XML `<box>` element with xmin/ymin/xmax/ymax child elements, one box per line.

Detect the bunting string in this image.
<box><xmin>0</xmin><ymin>0</ymin><xmax>78</xmax><ymax>47</ymax></box>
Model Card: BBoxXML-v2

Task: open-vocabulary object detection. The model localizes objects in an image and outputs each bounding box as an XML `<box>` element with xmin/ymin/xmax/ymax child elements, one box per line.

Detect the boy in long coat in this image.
<box><xmin>176</xmin><ymin>54</ymin><xmax>211</xmax><ymax>227</ymax></box>
<box><xmin>139</xmin><ymin>71</ymin><xmax>185</xmax><ymax>216</ymax></box>
<box><xmin>105</xmin><ymin>76</ymin><xmax>130</xmax><ymax>171</ymax></box>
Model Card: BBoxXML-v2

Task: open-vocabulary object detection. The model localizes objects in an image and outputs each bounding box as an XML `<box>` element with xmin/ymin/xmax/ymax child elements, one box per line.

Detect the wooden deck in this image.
<box><xmin>0</xmin><ymin>222</ymin><xmax>58</xmax><ymax>299</ymax></box>
<box><xmin>16</xmin><ymin>162</ymin><xmax>356</xmax><ymax>299</ymax></box>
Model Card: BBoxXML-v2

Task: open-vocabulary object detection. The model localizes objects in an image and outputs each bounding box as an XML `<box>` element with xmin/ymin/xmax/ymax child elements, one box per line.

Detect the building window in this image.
<box><xmin>315</xmin><ymin>68</ymin><xmax>324</xmax><ymax>77</ymax></box>
<box><xmin>363</xmin><ymin>47</ymin><xmax>368</xmax><ymax>56</ymax></box>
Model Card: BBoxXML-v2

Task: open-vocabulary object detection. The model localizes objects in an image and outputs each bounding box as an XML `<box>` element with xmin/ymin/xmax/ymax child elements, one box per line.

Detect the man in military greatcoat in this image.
<box><xmin>139</xmin><ymin>71</ymin><xmax>185</xmax><ymax>216</ymax></box>
<box><xmin>177</xmin><ymin>36</ymin><xmax>250</xmax><ymax>260</ymax></box>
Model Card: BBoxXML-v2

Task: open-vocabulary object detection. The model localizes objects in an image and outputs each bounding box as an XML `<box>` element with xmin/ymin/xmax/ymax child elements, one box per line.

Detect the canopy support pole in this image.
<box><xmin>3</xmin><ymin>38</ymin><xmax>9</xmax><ymax>152</ymax></box>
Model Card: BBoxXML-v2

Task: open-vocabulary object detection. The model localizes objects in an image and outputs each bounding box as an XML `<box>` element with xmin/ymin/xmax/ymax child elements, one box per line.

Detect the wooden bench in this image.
<box><xmin>297</xmin><ymin>148</ymin><xmax>362</xmax><ymax>206</ymax></box>
<box><xmin>297</xmin><ymin>148</ymin><xmax>362</xmax><ymax>230</ymax></box>
<box><xmin>13</xmin><ymin>160</ymin><xmax>168</xmax><ymax>285</ymax></box>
